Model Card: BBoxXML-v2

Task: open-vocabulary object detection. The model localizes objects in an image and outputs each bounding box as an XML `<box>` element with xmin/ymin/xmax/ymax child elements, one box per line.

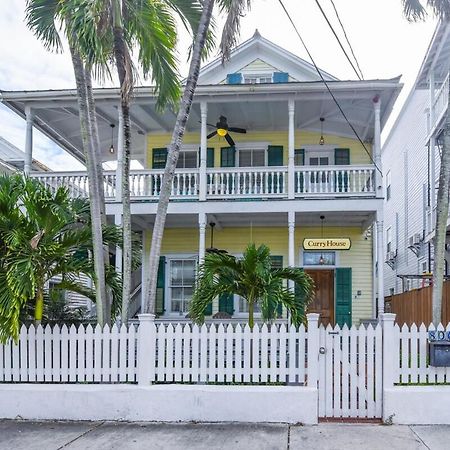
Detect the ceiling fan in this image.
<box><xmin>206</xmin><ymin>115</ymin><xmax>246</xmax><ymax>146</ymax></box>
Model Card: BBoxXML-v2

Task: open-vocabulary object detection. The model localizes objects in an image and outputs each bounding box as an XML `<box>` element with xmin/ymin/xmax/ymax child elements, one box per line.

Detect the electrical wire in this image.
<box><xmin>328</xmin><ymin>0</ymin><xmax>364</xmax><ymax>80</ymax></box>
<box><xmin>276</xmin><ymin>0</ymin><xmax>382</xmax><ymax>175</ymax></box>
<box><xmin>315</xmin><ymin>0</ymin><xmax>362</xmax><ymax>81</ymax></box>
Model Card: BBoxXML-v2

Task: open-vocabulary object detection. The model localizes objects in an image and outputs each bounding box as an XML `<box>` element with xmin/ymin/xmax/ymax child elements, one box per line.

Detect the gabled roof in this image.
<box><xmin>197</xmin><ymin>29</ymin><xmax>338</xmax><ymax>85</ymax></box>
<box><xmin>0</xmin><ymin>137</ymin><xmax>50</xmax><ymax>172</ymax></box>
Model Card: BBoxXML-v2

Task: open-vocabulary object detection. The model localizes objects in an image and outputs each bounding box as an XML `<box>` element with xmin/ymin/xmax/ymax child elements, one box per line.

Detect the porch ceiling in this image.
<box><xmin>130</xmin><ymin>211</ymin><xmax>375</xmax><ymax>231</ymax></box>
<box><xmin>0</xmin><ymin>78</ymin><xmax>401</xmax><ymax>166</ymax></box>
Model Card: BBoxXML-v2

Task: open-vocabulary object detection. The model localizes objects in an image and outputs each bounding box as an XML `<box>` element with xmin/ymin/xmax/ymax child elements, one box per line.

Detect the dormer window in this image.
<box><xmin>243</xmin><ymin>74</ymin><xmax>272</xmax><ymax>84</ymax></box>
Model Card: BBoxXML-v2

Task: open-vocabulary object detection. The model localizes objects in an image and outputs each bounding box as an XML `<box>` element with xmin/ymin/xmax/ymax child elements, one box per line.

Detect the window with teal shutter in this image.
<box><xmin>221</xmin><ymin>146</ymin><xmax>236</xmax><ymax>167</ymax></box>
<box><xmin>197</xmin><ymin>147</ymin><xmax>215</xmax><ymax>168</ymax></box>
<box><xmin>268</xmin><ymin>146</ymin><xmax>284</xmax><ymax>194</ymax></box>
<box><xmin>156</xmin><ymin>256</ymin><xmax>166</xmax><ymax>315</ymax></box>
<box><xmin>273</xmin><ymin>72</ymin><xmax>289</xmax><ymax>83</ymax></box>
<box><xmin>219</xmin><ymin>294</ymin><xmax>234</xmax><ymax>315</ymax></box>
<box><xmin>334</xmin><ymin>148</ymin><xmax>350</xmax><ymax>192</ymax></box>
<box><xmin>226</xmin><ymin>73</ymin><xmax>242</xmax><ymax>84</ymax></box>
<box><xmin>269</xmin><ymin>256</ymin><xmax>283</xmax><ymax>318</ymax></box>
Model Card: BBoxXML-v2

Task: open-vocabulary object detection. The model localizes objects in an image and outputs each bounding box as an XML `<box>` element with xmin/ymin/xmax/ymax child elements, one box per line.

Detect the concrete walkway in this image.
<box><xmin>0</xmin><ymin>421</ymin><xmax>449</xmax><ymax>449</ymax></box>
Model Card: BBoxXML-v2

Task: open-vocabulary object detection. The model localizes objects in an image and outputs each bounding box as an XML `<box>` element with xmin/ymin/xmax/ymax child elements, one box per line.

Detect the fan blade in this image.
<box><xmin>225</xmin><ymin>133</ymin><xmax>235</xmax><ymax>146</ymax></box>
<box><xmin>228</xmin><ymin>127</ymin><xmax>247</xmax><ymax>134</ymax></box>
<box><xmin>207</xmin><ymin>131</ymin><xmax>217</xmax><ymax>139</ymax></box>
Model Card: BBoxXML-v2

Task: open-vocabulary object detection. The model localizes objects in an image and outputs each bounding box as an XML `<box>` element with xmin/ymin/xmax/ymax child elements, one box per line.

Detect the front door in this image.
<box><xmin>305</xmin><ymin>269</ymin><xmax>334</xmax><ymax>327</ymax></box>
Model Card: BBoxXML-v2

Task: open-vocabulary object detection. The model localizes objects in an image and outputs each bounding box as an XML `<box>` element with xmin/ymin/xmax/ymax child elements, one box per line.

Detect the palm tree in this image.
<box><xmin>25</xmin><ymin>0</ymin><xmax>110</xmax><ymax>325</ymax></box>
<box><xmin>0</xmin><ymin>175</ymin><xmax>138</xmax><ymax>343</ymax></box>
<box><xmin>401</xmin><ymin>1</ymin><xmax>450</xmax><ymax>324</ymax></box>
<box><xmin>144</xmin><ymin>0</ymin><xmax>251</xmax><ymax>315</ymax></box>
<box><xmin>189</xmin><ymin>244</ymin><xmax>314</xmax><ymax>328</ymax></box>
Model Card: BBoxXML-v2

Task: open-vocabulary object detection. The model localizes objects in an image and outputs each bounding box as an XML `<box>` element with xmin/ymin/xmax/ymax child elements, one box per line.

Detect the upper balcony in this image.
<box><xmin>30</xmin><ymin>164</ymin><xmax>376</xmax><ymax>201</ymax></box>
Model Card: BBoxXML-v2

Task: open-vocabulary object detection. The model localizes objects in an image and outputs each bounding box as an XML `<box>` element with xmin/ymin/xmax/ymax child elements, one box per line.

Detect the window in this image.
<box><xmin>386</xmin><ymin>170</ymin><xmax>391</xmax><ymax>201</ymax></box>
<box><xmin>309</xmin><ymin>157</ymin><xmax>329</xmax><ymax>166</ymax></box>
<box><xmin>243</xmin><ymin>74</ymin><xmax>272</xmax><ymax>84</ymax></box>
<box><xmin>169</xmin><ymin>259</ymin><xmax>196</xmax><ymax>314</ymax></box>
<box><xmin>386</xmin><ymin>227</ymin><xmax>392</xmax><ymax>253</ymax></box>
<box><xmin>239</xmin><ymin>149</ymin><xmax>265</xmax><ymax>167</ymax></box>
<box><xmin>176</xmin><ymin>151</ymin><xmax>197</xmax><ymax>169</ymax></box>
<box><xmin>294</xmin><ymin>149</ymin><xmax>304</xmax><ymax>166</ymax></box>
<box><xmin>303</xmin><ymin>252</ymin><xmax>336</xmax><ymax>266</ymax></box>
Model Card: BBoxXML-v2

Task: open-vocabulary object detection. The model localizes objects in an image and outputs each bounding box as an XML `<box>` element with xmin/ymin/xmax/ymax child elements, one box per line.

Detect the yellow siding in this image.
<box><xmin>242</xmin><ymin>59</ymin><xmax>278</xmax><ymax>73</ymax></box>
<box><xmin>146</xmin><ymin>131</ymin><xmax>372</xmax><ymax>169</ymax></box>
<box><xmin>144</xmin><ymin>226</ymin><xmax>373</xmax><ymax>324</ymax></box>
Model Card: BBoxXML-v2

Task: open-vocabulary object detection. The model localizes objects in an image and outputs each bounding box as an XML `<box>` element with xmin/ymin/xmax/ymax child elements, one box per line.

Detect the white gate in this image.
<box><xmin>317</xmin><ymin>323</ymin><xmax>383</xmax><ymax>418</ymax></box>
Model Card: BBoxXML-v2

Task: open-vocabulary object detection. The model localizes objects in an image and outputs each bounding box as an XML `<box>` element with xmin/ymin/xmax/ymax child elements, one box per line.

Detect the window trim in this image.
<box><xmin>386</xmin><ymin>170</ymin><xmax>392</xmax><ymax>201</ymax></box>
<box><xmin>164</xmin><ymin>254</ymin><xmax>198</xmax><ymax>316</ymax></box>
<box><xmin>243</xmin><ymin>73</ymin><xmax>273</xmax><ymax>84</ymax></box>
<box><xmin>386</xmin><ymin>227</ymin><xmax>392</xmax><ymax>254</ymax></box>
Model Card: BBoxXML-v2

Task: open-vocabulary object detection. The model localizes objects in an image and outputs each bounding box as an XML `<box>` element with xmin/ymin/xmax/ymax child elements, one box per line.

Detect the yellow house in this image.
<box><xmin>1</xmin><ymin>31</ymin><xmax>402</xmax><ymax>325</ymax></box>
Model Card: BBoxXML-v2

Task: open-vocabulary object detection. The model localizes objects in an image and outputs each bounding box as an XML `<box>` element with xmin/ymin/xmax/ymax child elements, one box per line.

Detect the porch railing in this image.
<box><xmin>430</xmin><ymin>72</ymin><xmax>450</xmax><ymax>134</ymax></box>
<box><xmin>31</xmin><ymin>165</ymin><xmax>376</xmax><ymax>200</ymax></box>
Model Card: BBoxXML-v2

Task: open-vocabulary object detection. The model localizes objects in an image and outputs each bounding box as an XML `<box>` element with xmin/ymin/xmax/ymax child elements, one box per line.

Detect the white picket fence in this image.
<box><xmin>152</xmin><ymin>323</ymin><xmax>307</xmax><ymax>384</ymax></box>
<box><xmin>396</xmin><ymin>323</ymin><xmax>450</xmax><ymax>384</ymax></box>
<box><xmin>3</xmin><ymin>314</ymin><xmax>450</xmax><ymax>419</ymax></box>
<box><xmin>0</xmin><ymin>324</ymin><xmax>137</xmax><ymax>383</ymax></box>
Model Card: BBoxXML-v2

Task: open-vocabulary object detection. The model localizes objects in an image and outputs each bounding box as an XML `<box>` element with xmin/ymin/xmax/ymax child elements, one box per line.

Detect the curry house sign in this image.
<box><xmin>303</xmin><ymin>238</ymin><xmax>352</xmax><ymax>251</ymax></box>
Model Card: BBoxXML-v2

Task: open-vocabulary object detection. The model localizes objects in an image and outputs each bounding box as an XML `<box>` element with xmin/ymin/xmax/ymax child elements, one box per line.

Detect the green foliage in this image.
<box><xmin>189</xmin><ymin>244</ymin><xmax>315</xmax><ymax>328</ymax></box>
<box><xmin>0</xmin><ymin>175</ymin><xmax>140</xmax><ymax>343</ymax></box>
<box><xmin>401</xmin><ymin>0</ymin><xmax>450</xmax><ymax>21</ymax></box>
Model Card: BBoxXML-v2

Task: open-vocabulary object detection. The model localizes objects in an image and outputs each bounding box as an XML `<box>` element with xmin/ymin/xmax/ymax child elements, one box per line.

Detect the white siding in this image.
<box><xmin>382</xmin><ymin>89</ymin><xmax>430</xmax><ymax>295</ymax></box>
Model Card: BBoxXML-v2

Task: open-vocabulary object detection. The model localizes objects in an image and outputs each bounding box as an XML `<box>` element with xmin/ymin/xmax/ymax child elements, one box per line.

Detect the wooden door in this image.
<box><xmin>305</xmin><ymin>270</ymin><xmax>334</xmax><ymax>327</ymax></box>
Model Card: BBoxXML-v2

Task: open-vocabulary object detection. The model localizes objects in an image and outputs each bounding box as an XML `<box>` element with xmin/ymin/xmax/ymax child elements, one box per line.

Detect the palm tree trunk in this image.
<box><xmin>248</xmin><ymin>301</ymin><xmax>255</xmax><ymax>330</ymax></box>
<box><xmin>144</xmin><ymin>0</ymin><xmax>215</xmax><ymax>315</ymax></box>
<box><xmin>432</xmin><ymin>91</ymin><xmax>450</xmax><ymax>325</ymax></box>
<box><xmin>112</xmin><ymin>0</ymin><xmax>133</xmax><ymax>324</ymax></box>
<box><xmin>70</xmin><ymin>45</ymin><xmax>108</xmax><ymax>327</ymax></box>
<box><xmin>85</xmin><ymin>66</ymin><xmax>112</xmax><ymax>324</ymax></box>
<box><xmin>34</xmin><ymin>288</ymin><xmax>44</xmax><ymax>325</ymax></box>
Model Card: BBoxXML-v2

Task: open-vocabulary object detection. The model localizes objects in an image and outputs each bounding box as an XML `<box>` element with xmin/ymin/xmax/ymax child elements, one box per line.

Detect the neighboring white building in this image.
<box><xmin>382</xmin><ymin>22</ymin><xmax>450</xmax><ymax>296</ymax></box>
<box><xmin>0</xmin><ymin>136</ymin><xmax>49</xmax><ymax>173</ymax></box>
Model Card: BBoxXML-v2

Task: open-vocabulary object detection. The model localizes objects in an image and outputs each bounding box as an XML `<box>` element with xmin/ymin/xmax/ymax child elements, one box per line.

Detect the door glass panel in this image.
<box><xmin>303</xmin><ymin>251</ymin><xmax>335</xmax><ymax>266</ymax></box>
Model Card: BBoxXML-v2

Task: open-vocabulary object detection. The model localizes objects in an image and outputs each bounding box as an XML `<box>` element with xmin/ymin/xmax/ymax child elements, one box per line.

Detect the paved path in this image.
<box><xmin>1</xmin><ymin>421</ymin><xmax>449</xmax><ymax>449</ymax></box>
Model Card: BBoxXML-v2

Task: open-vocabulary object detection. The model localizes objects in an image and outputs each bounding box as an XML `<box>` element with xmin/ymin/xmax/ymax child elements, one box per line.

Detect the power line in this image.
<box><xmin>314</xmin><ymin>0</ymin><xmax>362</xmax><ymax>80</ymax></box>
<box><xmin>328</xmin><ymin>0</ymin><xmax>364</xmax><ymax>80</ymax></box>
<box><xmin>276</xmin><ymin>0</ymin><xmax>381</xmax><ymax>174</ymax></box>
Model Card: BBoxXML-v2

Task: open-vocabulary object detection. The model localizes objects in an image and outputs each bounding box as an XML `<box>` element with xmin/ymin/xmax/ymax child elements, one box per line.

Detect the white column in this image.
<box><xmin>199</xmin><ymin>102</ymin><xmax>208</xmax><ymax>201</ymax></box>
<box><xmin>288</xmin><ymin>211</ymin><xmax>295</xmax><ymax>267</ymax></box>
<box><xmin>429</xmin><ymin>72</ymin><xmax>437</xmax><ymax>221</ymax></box>
<box><xmin>288</xmin><ymin>99</ymin><xmax>295</xmax><ymax>199</ymax></box>
<box><xmin>373</xmin><ymin>97</ymin><xmax>382</xmax><ymax>198</ymax></box>
<box><xmin>429</xmin><ymin>70</ymin><xmax>435</xmax><ymax>133</ymax></box>
<box><xmin>24</xmin><ymin>106</ymin><xmax>34</xmax><ymax>175</ymax></box>
<box><xmin>376</xmin><ymin>211</ymin><xmax>385</xmax><ymax>316</ymax></box>
<box><xmin>116</xmin><ymin>107</ymin><xmax>124</xmax><ymax>201</ymax></box>
<box><xmin>141</xmin><ymin>230</ymin><xmax>150</xmax><ymax>312</ymax></box>
<box><xmin>199</xmin><ymin>212</ymin><xmax>206</xmax><ymax>263</ymax></box>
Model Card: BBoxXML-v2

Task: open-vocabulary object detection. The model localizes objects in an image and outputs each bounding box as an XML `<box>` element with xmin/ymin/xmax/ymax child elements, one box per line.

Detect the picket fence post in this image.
<box><xmin>137</xmin><ymin>314</ymin><xmax>156</xmax><ymax>385</ymax></box>
<box><xmin>307</xmin><ymin>313</ymin><xmax>320</xmax><ymax>388</ymax></box>
<box><xmin>381</xmin><ymin>312</ymin><xmax>396</xmax><ymax>421</ymax></box>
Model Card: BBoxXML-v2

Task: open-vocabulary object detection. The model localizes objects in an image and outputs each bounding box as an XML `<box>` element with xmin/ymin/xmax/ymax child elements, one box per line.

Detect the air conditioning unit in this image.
<box><xmin>408</xmin><ymin>233</ymin><xmax>423</xmax><ymax>257</ymax></box>
<box><xmin>413</xmin><ymin>233</ymin><xmax>422</xmax><ymax>244</ymax></box>
<box><xmin>385</xmin><ymin>251</ymin><xmax>396</xmax><ymax>262</ymax></box>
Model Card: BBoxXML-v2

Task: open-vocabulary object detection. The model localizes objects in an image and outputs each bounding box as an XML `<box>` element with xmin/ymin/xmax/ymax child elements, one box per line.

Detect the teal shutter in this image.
<box><xmin>152</xmin><ymin>148</ymin><xmax>167</xmax><ymax>169</ymax></box>
<box><xmin>268</xmin><ymin>146</ymin><xmax>284</xmax><ymax>194</ymax></box>
<box><xmin>227</xmin><ymin>73</ymin><xmax>242</xmax><ymax>84</ymax></box>
<box><xmin>273</xmin><ymin>72</ymin><xmax>289</xmax><ymax>83</ymax></box>
<box><xmin>156</xmin><ymin>256</ymin><xmax>166</xmax><ymax>316</ymax></box>
<box><xmin>270</xmin><ymin>256</ymin><xmax>284</xmax><ymax>318</ymax></box>
<box><xmin>335</xmin><ymin>268</ymin><xmax>352</xmax><ymax>327</ymax></box>
<box><xmin>334</xmin><ymin>148</ymin><xmax>350</xmax><ymax>192</ymax></box>
<box><xmin>268</xmin><ymin>145</ymin><xmax>283</xmax><ymax>166</ymax></box>
<box><xmin>207</xmin><ymin>147</ymin><xmax>215</xmax><ymax>167</ymax></box>
<box><xmin>220</xmin><ymin>146</ymin><xmax>236</xmax><ymax>167</ymax></box>
<box><xmin>219</xmin><ymin>294</ymin><xmax>234</xmax><ymax>315</ymax></box>
<box><xmin>295</xmin><ymin>149</ymin><xmax>305</xmax><ymax>193</ymax></box>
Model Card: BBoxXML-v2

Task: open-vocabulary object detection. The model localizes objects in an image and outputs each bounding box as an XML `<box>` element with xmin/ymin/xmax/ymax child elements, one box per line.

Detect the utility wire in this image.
<box><xmin>315</xmin><ymin>0</ymin><xmax>362</xmax><ymax>80</ymax></box>
<box><xmin>276</xmin><ymin>0</ymin><xmax>381</xmax><ymax>175</ymax></box>
<box><xmin>329</xmin><ymin>0</ymin><xmax>364</xmax><ymax>80</ymax></box>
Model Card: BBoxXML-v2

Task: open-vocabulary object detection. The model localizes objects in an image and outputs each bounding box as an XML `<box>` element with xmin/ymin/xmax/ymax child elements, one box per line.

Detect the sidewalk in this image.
<box><xmin>1</xmin><ymin>420</ymin><xmax>449</xmax><ymax>450</ymax></box>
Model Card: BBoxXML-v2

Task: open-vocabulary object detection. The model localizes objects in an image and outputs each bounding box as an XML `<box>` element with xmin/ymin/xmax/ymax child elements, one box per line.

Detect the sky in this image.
<box><xmin>0</xmin><ymin>0</ymin><xmax>437</xmax><ymax>171</ymax></box>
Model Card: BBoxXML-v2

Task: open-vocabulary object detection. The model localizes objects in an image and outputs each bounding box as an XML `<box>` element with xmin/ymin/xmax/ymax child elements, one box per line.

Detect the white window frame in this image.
<box><xmin>236</xmin><ymin>142</ymin><xmax>270</xmax><ymax>167</ymax></box>
<box><xmin>164</xmin><ymin>254</ymin><xmax>198</xmax><ymax>316</ymax></box>
<box><xmin>303</xmin><ymin>145</ymin><xmax>335</xmax><ymax>166</ymax></box>
<box><xmin>243</xmin><ymin>73</ymin><xmax>273</xmax><ymax>84</ymax></box>
<box><xmin>300</xmin><ymin>249</ymin><xmax>339</xmax><ymax>269</ymax></box>
<box><xmin>386</xmin><ymin>227</ymin><xmax>392</xmax><ymax>254</ymax></box>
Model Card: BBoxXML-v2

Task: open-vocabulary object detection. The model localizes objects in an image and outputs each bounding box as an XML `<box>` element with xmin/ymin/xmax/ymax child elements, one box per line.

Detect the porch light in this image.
<box><xmin>319</xmin><ymin>118</ymin><xmax>325</xmax><ymax>146</ymax></box>
<box><xmin>319</xmin><ymin>215</ymin><xmax>325</xmax><ymax>265</ymax></box>
<box><xmin>109</xmin><ymin>123</ymin><xmax>115</xmax><ymax>154</ymax></box>
<box><xmin>217</xmin><ymin>128</ymin><xmax>228</xmax><ymax>137</ymax></box>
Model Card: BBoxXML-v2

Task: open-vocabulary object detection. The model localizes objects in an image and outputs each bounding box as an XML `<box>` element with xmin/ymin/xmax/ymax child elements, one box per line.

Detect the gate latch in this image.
<box><xmin>328</xmin><ymin>331</ymin><xmax>340</xmax><ymax>335</ymax></box>
<box><xmin>319</xmin><ymin>347</ymin><xmax>326</xmax><ymax>354</ymax></box>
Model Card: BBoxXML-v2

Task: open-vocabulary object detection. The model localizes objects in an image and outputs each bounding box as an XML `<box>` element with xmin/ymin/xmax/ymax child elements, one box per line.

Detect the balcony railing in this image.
<box><xmin>30</xmin><ymin>165</ymin><xmax>376</xmax><ymax>200</ymax></box>
<box><xmin>430</xmin><ymin>72</ymin><xmax>450</xmax><ymax>135</ymax></box>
